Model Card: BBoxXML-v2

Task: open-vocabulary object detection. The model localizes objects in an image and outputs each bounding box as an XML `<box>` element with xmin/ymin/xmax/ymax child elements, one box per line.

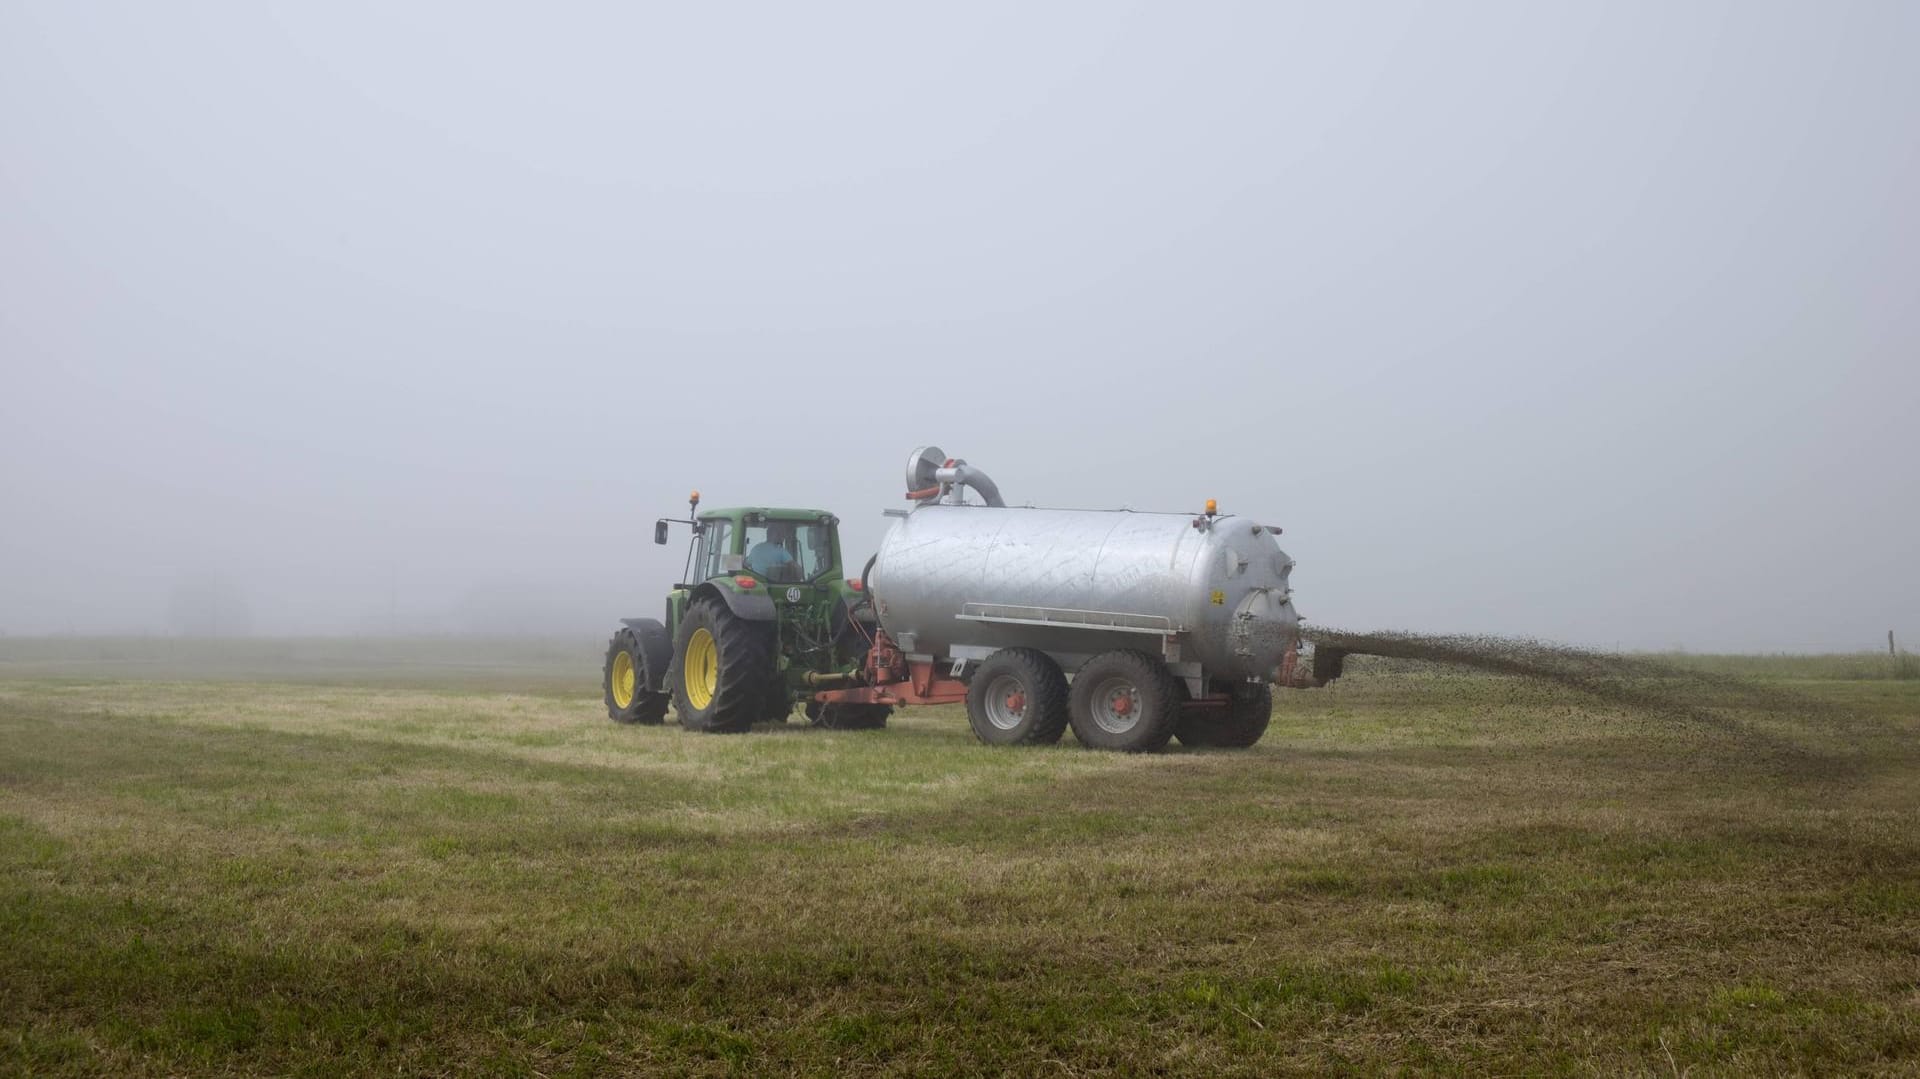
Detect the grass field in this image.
<box><xmin>2</xmin><ymin>639</ymin><xmax>1917</xmax><ymax>1075</ymax></box>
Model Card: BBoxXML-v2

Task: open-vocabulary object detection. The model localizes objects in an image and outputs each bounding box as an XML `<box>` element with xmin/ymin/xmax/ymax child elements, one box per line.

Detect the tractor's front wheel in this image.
<box><xmin>806</xmin><ymin>701</ymin><xmax>891</xmax><ymax>730</ymax></box>
<box><xmin>672</xmin><ymin>597</ymin><xmax>774</xmax><ymax>734</ymax></box>
<box><xmin>604</xmin><ymin>628</ymin><xmax>669</xmax><ymax>725</ymax></box>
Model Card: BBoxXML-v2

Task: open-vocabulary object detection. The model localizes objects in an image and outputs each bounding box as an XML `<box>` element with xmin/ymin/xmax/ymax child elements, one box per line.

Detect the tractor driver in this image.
<box><xmin>746</xmin><ymin>522</ymin><xmax>799</xmax><ymax>580</ymax></box>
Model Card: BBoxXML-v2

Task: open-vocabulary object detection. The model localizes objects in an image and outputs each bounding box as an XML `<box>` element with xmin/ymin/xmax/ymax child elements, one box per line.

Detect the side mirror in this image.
<box><xmin>654</xmin><ymin>520</ymin><xmax>670</xmax><ymax>545</ymax></box>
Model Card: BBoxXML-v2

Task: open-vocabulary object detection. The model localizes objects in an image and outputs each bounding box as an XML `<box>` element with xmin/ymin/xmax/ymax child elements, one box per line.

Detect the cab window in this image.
<box><xmin>742</xmin><ymin>519</ymin><xmax>831</xmax><ymax>583</ymax></box>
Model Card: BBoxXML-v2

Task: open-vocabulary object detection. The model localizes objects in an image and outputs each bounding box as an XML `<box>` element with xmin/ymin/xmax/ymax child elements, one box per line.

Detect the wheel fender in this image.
<box><xmin>689</xmin><ymin>582</ymin><xmax>777</xmax><ymax>623</ymax></box>
<box><xmin>619</xmin><ymin>617</ymin><xmax>674</xmax><ymax>692</ymax></box>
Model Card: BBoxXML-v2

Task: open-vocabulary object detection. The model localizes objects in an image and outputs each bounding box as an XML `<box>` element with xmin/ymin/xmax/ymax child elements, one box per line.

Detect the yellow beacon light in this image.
<box><xmin>1204</xmin><ymin>498</ymin><xmax>1218</xmax><ymax>516</ymax></box>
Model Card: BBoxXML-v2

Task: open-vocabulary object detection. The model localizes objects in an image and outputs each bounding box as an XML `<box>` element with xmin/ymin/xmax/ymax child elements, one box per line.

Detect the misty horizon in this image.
<box><xmin>4</xmin><ymin>3</ymin><xmax>1915</xmax><ymax>652</ymax></box>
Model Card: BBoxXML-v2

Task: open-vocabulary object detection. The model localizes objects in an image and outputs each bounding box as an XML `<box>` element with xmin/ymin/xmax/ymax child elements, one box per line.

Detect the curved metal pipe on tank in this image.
<box><xmin>931</xmin><ymin>463</ymin><xmax>1005</xmax><ymax>507</ymax></box>
<box><xmin>904</xmin><ymin>447</ymin><xmax>1007</xmax><ymax>508</ymax></box>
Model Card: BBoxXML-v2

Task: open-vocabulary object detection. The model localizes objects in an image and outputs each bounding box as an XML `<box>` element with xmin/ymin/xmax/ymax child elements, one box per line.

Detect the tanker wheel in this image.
<box><xmin>671</xmin><ymin>596</ymin><xmax>774</xmax><ymax>734</ymax></box>
<box><xmin>604</xmin><ymin>628</ymin><xmax>669</xmax><ymax>725</ymax></box>
<box><xmin>807</xmin><ymin>701</ymin><xmax>891</xmax><ymax>731</ymax></box>
<box><xmin>1173</xmin><ymin>683</ymin><xmax>1272</xmax><ymax>749</ymax></box>
<box><xmin>1068</xmin><ymin>649</ymin><xmax>1179</xmax><ymax>753</ymax></box>
<box><xmin>965</xmin><ymin>648</ymin><xmax>1069</xmax><ymax>746</ymax></box>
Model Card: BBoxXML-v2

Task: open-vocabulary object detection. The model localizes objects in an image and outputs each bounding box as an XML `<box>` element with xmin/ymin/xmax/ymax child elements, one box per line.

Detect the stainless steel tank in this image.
<box><xmin>868</xmin><ymin>501</ymin><xmax>1301</xmax><ymax>684</ymax></box>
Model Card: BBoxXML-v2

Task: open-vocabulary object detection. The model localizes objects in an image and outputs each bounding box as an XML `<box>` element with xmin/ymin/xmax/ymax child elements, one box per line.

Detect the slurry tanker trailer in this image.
<box><xmin>603</xmin><ymin>447</ymin><xmax>1333</xmax><ymax>753</ymax></box>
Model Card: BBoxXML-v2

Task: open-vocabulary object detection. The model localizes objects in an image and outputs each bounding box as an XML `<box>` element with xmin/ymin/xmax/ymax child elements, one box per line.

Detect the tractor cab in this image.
<box><xmin>683</xmin><ymin>509</ymin><xmax>842</xmax><ymax>588</ymax></box>
<box><xmin>662</xmin><ymin>503</ymin><xmax>850</xmax><ymax>627</ymax></box>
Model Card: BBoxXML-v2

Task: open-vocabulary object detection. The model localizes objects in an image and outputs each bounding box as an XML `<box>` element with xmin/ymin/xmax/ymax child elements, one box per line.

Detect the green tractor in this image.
<box><xmin>602</xmin><ymin>493</ymin><xmax>889</xmax><ymax>734</ymax></box>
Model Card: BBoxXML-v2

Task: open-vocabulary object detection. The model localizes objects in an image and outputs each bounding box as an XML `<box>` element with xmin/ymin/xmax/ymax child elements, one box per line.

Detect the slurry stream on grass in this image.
<box><xmin>1299</xmin><ymin>628</ymin><xmax>1856</xmax><ymax>768</ymax></box>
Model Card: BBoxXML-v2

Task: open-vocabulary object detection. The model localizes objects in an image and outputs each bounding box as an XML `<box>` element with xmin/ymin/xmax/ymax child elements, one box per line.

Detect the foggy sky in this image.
<box><xmin>3</xmin><ymin>2</ymin><xmax>1915</xmax><ymax>651</ymax></box>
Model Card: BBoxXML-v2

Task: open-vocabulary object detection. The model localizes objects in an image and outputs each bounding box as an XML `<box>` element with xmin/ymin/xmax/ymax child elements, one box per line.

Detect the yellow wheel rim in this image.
<box><xmin>610</xmin><ymin>650</ymin><xmax>636</xmax><ymax>709</ymax></box>
<box><xmin>684</xmin><ymin>628</ymin><xmax>718</xmax><ymax>710</ymax></box>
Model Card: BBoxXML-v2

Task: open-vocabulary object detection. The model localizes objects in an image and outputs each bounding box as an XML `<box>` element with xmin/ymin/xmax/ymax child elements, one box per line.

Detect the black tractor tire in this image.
<box><xmin>1068</xmin><ymin>649</ymin><xmax>1180</xmax><ymax>753</ymax></box>
<box><xmin>965</xmin><ymin>648</ymin><xmax>1069</xmax><ymax>746</ymax></box>
<box><xmin>807</xmin><ymin>701</ymin><xmax>892</xmax><ymax>730</ymax></box>
<box><xmin>604</xmin><ymin>627</ymin><xmax>669</xmax><ymax>725</ymax></box>
<box><xmin>671</xmin><ymin>596</ymin><xmax>775</xmax><ymax>734</ymax></box>
<box><xmin>1173</xmin><ymin>683</ymin><xmax>1273</xmax><ymax>749</ymax></box>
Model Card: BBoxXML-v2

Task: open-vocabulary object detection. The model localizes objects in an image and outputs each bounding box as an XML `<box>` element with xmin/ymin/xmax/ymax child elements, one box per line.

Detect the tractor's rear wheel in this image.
<box><xmin>604</xmin><ymin>628</ymin><xmax>669</xmax><ymax>724</ymax></box>
<box><xmin>671</xmin><ymin>597</ymin><xmax>773</xmax><ymax>734</ymax></box>
<box><xmin>1068</xmin><ymin>649</ymin><xmax>1179</xmax><ymax>753</ymax></box>
<box><xmin>965</xmin><ymin>648</ymin><xmax>1069</xmax><ymax>746</ymax></box>
<box><xmin>1173</xmin><ymin>683</ymin><xmax>1272</xmax><ymax>749</ymax></box>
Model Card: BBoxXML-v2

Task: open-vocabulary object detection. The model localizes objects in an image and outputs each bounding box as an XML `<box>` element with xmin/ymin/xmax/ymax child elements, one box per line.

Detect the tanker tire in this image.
<box><xmin>1068</xmin><ymin>650</ymin><xmax>1180</xmax><ymax>753</ymax></box>
<box><xmin>671</xmin><ymin>596</ymin><xmax>774</xmax><ymax>734</ymax></box>
<box><xmin>1173</xmin><ymin>683</ymin><xmax>1272</xmax><ymax>749</ymax></box>
<box><xmin>604</xmin><ymin>628</ymin><xmax>669</xmax><ymax>725</ymax></box>
<box><xmin>965</xmin><ymin>648</ymin><xmax>1069</xmax><ymax>746</ymax></box>
<box><xmin>808</xmin><ymin>702</ymin><xmax>891</xmax><ymax>731</ymax></box>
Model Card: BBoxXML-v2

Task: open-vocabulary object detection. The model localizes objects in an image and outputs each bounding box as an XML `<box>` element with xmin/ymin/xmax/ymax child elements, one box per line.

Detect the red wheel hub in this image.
<box><xmin>1110</xmin><ymin>692</ymin><xmax>1133</xmax><ymax>716</ymax></box>
<box><xmin>1006</xmin><ymin>691</ymin><xmax>1025</xmax><ymax>713</ymax></box>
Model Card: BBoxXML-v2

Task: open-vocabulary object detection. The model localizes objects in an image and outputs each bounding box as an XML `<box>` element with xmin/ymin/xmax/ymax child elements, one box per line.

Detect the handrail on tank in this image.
<box><xmin>956</xmin><ymin>603</ymin><xmax>1176</xmax><ymax>635</ymax></box>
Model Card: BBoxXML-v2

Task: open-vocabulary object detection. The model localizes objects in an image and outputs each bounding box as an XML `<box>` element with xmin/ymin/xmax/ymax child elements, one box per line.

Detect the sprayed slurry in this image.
<box><xmin>1298</xmin><ymin>629</ymin><xmax>1860</xmax><ymax>767</ymax></box>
